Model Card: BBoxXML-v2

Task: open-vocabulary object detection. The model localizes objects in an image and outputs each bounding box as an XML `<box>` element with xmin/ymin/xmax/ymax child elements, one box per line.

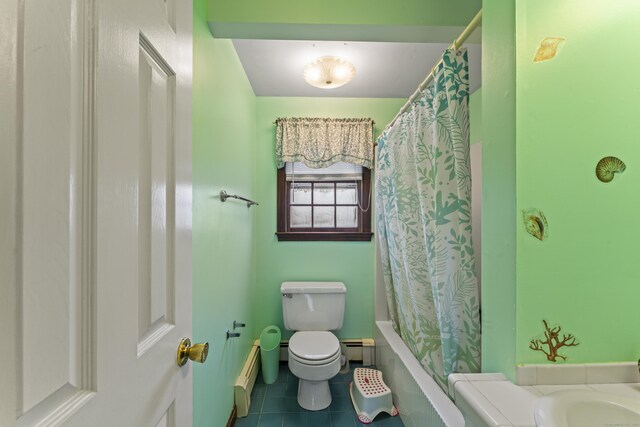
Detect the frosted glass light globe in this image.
<box><xmin>303</xmin><ymin>56</ymin><xmax>356</xmax><ymax>89</ymax></box>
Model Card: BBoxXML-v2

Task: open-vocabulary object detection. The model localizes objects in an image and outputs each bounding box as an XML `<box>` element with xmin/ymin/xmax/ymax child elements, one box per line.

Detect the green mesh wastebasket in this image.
<box><xmin>259</xmin><ymin>325</ymin><xmax>281</xmax><ymax>385</ymax></box>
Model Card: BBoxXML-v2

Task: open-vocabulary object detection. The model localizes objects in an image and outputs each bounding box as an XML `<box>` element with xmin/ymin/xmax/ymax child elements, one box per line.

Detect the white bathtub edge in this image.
<box><xmin>375</xmin><ymin>320</ymin><xmax>465</xmax><ymax>427</ymax></box>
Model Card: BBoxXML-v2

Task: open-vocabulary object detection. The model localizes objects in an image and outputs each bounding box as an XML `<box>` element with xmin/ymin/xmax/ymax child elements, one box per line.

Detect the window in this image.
<box><xmin>276</xmin><ymin>162</ymin><xmax>372</xmax><ymax>241</ymax></box>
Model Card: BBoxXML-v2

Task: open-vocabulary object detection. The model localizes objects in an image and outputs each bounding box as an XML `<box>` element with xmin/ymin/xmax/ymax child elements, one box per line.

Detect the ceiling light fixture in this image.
<box><xmin>303</xmin><ymin>56</ymin><xmax>355</xmax><ymax>89</ymax></box>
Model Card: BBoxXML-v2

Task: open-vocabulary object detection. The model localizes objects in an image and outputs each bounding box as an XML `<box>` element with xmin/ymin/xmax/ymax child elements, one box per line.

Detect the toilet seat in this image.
<box><xmin>289</xmin><ymin>331</ymin><xmax>340</xmax><ymax>365</ymax></box>
<box><xmin>290</xmin><ymin>349</ymin><xmax>341</xmax><ymax>366</ymax></box>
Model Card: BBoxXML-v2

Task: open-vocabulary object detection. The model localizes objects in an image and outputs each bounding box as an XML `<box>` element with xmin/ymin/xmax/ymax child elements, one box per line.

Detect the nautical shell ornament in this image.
<box><xmin>534</xmin><ymin>37</ymin><xmax>565</xmax><ymax>63</ymax></box>
<box><xmin>595</xmin><ymin>156</ymin><xmax>625</xmax><ymax>183</ymax></box>
<box><xmin>523</xmin><ymin>208</ymin><xmax>548</xmax><ymax>241</ymax></box>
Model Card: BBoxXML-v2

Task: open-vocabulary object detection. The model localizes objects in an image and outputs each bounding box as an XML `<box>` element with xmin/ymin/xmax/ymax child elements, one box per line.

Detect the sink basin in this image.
<box><xmin>534</xmin><ymin>389</ymin><xmax>640</xmax><ymax>427</ymax></box>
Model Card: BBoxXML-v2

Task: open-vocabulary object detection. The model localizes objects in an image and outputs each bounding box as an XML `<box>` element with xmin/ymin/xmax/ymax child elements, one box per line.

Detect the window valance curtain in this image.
<box><xmin>275</xmin><ymin>117</ymin><xmax>374</xmax><ymax>169</ymax></box>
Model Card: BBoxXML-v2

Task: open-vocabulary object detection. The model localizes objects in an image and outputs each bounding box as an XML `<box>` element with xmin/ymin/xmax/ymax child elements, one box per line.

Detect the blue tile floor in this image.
<box><xmin>236</xmin><ymin>362</ymin><xmax>404</xmax><ymax>427</ymax></box>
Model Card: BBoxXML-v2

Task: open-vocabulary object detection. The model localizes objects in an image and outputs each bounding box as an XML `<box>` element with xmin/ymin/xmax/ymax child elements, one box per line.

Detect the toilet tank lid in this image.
<box><xmin>281</xmin><ymin>281</ymin><xmax>346</xmax><ymax>294</ymax></box>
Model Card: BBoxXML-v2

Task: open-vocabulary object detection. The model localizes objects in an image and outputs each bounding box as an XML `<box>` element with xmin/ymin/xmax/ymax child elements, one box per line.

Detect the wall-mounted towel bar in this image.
<box><xmin>220</xmin><ymin>190</ymin><xmax>259</xmax><ymax>208</ymax></box>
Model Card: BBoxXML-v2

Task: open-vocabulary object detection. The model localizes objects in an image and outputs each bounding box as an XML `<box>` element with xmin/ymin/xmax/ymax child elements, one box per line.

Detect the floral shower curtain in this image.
<box><xmin>375</xmin><ymin>49</ymin><xmax>480</xmax><ymax>389</ymax></box>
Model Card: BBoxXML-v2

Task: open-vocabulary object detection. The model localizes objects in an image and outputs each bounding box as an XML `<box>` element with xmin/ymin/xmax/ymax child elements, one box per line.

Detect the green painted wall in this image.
<box><xmin>470</xmin><ymin>89</ymin><xmax>482</xmax><ymax>145</ymax></box>
<box><xmin>483</xmin><ymin>0</ymin><xmax>640</xmax><ymax>373</ymax></box>
<box><xmin>207</xmin><ymin>0</ymin><xmax>481</xmax><ymax>43</ymax></box>
<box><xmin>193</xmin><ymin>0</ymin><xmax>257</xmax><ymax>424</ymax></box>
<box><xmin>253</xmin><ymin>97</ymin><xmax>406</xmax><ymax>341</ymax></box>
<box><xmin>481</xmin><ymin>1</ymin><xmax>517</xmax><ymax>379</ymax></box>
<box><xmin>208</xmin><ymin>0</ymin><xmax>481</xmax><ymax>27</ymax></box>
<box><xmin>515</xmin><ymin>0</ymin><xmax>640</xmax><ymax>364</ymax></box>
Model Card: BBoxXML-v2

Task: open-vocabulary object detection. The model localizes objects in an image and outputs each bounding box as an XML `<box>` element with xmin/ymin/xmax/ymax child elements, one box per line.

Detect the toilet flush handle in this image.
<box><xmin>282</xmin><ymin>293</ymin><xmax>293</xmax><ymax>299</ymax></box>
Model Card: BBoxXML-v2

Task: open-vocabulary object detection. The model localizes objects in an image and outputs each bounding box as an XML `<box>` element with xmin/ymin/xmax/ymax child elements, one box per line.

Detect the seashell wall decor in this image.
<box><xmin>595</xmin><ymin>156</ymin><xmax>626</xmax><ymax>183</ymax></box>
<box><xmin>523</xmin><ymin>208</ymin><xmax>548</xmax><ymax>241</ymax></box>
<box><xmin>534</xmin><ymin>37</ymin><xmax>565</xmax><ymax>62</ymax></box>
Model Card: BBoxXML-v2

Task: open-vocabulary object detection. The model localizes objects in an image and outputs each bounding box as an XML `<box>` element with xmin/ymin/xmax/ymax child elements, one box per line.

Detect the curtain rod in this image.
<box><xmin>380</xmin><ymin>9</ymin><xmax>482</xmax><ymax>137</ymax></box>
<box><xmin>273</xmin><ymin>118</ymin><xmax>375</xmax><ymax>125</ymax></box>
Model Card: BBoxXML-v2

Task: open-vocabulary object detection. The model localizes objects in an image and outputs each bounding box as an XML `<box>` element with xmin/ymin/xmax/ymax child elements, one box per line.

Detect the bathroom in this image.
<box><xmin>195</xmin><ymin>0</ymin><xmax>640</xmax><ymax>425</ymax></box>
<box><xmin>3</xmin><ymin>0</ymin><xmax>640</xmax><ymax>426</ymax></box>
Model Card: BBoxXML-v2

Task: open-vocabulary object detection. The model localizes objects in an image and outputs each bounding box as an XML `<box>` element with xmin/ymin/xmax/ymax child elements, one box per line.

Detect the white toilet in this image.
<box><xmin>281</xmin><ymin>281</ymin><xmax>346</xmax><ymax>411</ymax></box>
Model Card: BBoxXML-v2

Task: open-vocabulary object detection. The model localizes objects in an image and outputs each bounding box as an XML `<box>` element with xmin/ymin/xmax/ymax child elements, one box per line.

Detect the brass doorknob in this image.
<box><xmin>176</xmin><ymin>338</ymin><xmax>209</xmax><ymax>367</ymax></box>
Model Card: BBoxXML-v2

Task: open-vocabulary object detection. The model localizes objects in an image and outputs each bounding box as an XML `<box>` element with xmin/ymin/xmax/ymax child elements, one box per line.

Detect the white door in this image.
<box><xmin>0</xmin><ymin>0</ymin><xmax>194</xmax><ymax>425</ymax></box>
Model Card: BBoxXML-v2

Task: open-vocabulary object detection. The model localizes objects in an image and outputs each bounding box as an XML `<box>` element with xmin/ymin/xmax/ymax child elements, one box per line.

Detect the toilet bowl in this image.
<box><xmin>281</xmin><ymin>281</ymin><xmax>347</xmax><ymax>411</ymax></box>
<box><xmin>288</xmin><ymin>331</ymin><xmax>341</xmax><ymax>410</ymax></box>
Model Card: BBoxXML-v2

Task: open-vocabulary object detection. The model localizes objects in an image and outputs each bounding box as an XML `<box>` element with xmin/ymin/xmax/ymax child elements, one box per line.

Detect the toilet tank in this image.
<box><xmin>281</xmin><ymin>282</ymin><xmax>346</xmax><ymax>331</ymax></box>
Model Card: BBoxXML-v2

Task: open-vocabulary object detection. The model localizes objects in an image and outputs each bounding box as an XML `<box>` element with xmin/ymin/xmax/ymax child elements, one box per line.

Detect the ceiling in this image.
<box><xmin>232</xmin><ymin>37</ymin><xmax>482</xmax><ymax>98</ymax></box>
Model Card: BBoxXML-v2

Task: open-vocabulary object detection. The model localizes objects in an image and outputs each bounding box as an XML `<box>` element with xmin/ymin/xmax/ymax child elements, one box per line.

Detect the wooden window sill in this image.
<box><xmin>275</xmin><ymin>232</ymin><xmax>374</xmax><ymax>242</ymax></box>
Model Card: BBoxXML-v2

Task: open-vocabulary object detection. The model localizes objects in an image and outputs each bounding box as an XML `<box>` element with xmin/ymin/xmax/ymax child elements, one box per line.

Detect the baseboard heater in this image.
<box><xmin>234</xmin><ymin>338</ymin><xmax>374</xmax><ymax>418</ymax></box>
<box><xmin>234</xmin><ymin>340</ymin><xmax>261</xmax><ymax>418</ymax></box>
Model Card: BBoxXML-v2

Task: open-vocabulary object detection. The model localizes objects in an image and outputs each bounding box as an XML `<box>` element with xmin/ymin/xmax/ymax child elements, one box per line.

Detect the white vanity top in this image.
<box><xmin>449</xmin><ymin>369</ymin><xmax>640</xmax><ymax>427</ymax></box>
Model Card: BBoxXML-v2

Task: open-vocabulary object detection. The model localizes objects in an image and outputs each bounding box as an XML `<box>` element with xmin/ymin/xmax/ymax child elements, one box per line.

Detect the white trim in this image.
<box><xmin>516</xmin><ymin>362</ymin><xmax>640</xmax><ymax>386</ymax></box>
<box><xmin>376</xmin><ymin>321</ymin><xmax>464</xmax><ymax>427</ymax></box>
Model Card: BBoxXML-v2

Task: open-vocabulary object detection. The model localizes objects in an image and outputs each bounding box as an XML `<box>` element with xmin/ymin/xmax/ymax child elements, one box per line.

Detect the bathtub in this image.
<box><xmin>375</xmin><ymin>321</ymin><xmax>465</xmax><ymax>427</ymax></box>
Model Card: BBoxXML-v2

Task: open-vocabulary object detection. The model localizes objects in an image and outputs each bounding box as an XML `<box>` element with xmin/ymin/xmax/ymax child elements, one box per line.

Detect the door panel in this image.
<box><xmin>137</xmin><ymin>35</ymin><xmax>177</xmax><ymax>356</ymax></box>
<box><xmin>155</xmin><ymin>401</ymin><xmax>176</xmax><ymax>427</ymax></box>
<box><xmin>2</xmin><ymin>0</ymin><xmax>193</xmax><ymax>424</ymax></box>
<box><xmin>159</xmin><ymin>0</ymin><xmax>177</xmax><ymax>31</ymax></box>
<box><xmin>20</xmin><ymin>0</ymin><xmax>95</xmax><ymax>421</ymax></box>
